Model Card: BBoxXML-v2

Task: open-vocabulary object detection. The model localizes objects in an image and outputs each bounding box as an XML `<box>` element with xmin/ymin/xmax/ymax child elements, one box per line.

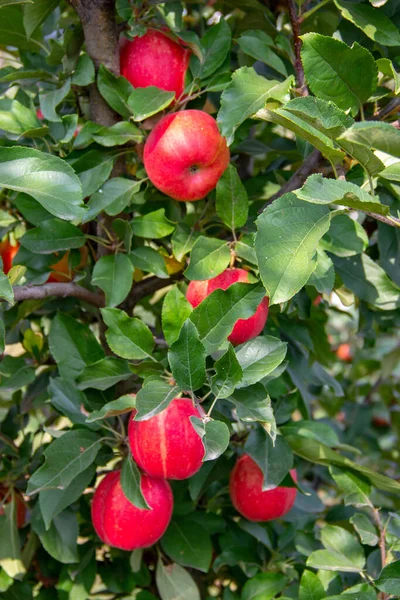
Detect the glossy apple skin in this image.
<box><xmin>143</xmin><ymin>110</ymin><xmax>230</xmax><ymax>201</ymax></box>
<box><xmin>0</xmin><ymin>240</ymin><xmax>20</xmax><ymax>274</ymax></box>
<box><xmin>336</xmin><ymin>343</ymin><xmax>352</xmax><ymax>362</ymax></box>
<box><xmin>0</xmin><ymin>486</ymin><xmax>26</xmax><ymax>528</ymax></box>
<box><xmin>47</xmin><ymin>247</ymin><xmax>88</xmax><ymax>283</ymax></box>
<box><xmin>120</xmin><ymin>29</ymin><xmax>190</xmax><ymax>98</ymax></box>
<box><xmin>91</xmin><ymin>470</ymin><xmax>173</xmax><ymax>550</ymax></box>
<box><xmin>230</xmin><ymin>455</ymin><xmax>297</xmax><ymax>522</ymax></box>
<box><xmin>128</xmin><ymin>398</ymin><xmax>204</xmax><ymax>480</ymax></box>
<box><xmin>187</xmin><ymin>268</ymin><xmax>269</xmax><ymax>345</ymax></box>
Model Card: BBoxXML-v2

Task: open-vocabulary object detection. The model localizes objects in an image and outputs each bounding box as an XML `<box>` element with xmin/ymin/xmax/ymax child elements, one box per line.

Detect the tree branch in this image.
<box><xmin>11</xmin><ymin>283</ymin><xmax>105</xmax><ymax>307</ymax></box>
<box><xmin>287</xmin><ymin>0</ymin><xmax>308</xmax><ymax>94</ymax></box>
<box><xmin>258</xmin><ymin>149</ymin><xmax>322</xmax><ymax>213</ymax></box>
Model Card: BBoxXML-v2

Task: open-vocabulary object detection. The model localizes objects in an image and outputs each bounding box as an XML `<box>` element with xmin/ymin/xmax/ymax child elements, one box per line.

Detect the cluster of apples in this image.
<box><xmin>92</xmin><ymin>398</ymin><xmax>298</xmax><ymax>550</ymax></box>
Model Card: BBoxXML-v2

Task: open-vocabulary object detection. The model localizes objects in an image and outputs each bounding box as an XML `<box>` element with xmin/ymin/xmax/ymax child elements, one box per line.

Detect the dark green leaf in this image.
<box><xmin>39</xmin><ymin>79</ymin><xmax>71</xmax><ymax>123</ymax></box>
<box><xmin>156</xmin><ymin>560</ymin><xmax>200</xmax><ymax>600</ymax></box>
<box><xmin>378</xmin><ymin>221</ymin><xmax>400</xmax><ymax>286</ymax></box>
<box><xmin>307</xmin><ymin>525</ymin><xmax>365</xmax><ymax>573</ymax></box>
<box><xmin>71</xmin><ymin>150</ymin><xmax>116</xmax><ymax>197</ymax></box>
<box><xmin>307</xmin><ymin>249</ymin><xmax>334</xmax><ymax>294</ymax></box>
<box><xmin>101</xmin><ymin>307</ymin><xmax>155</xmax><ymax>360</ymax></box>
<box><xmin>23</xmin><ymin>0</ymin><xmax>59</xmax><ymax>38</ymax></box>
<box><xmin>334</xmin><ymin>0</ymin><xmax>400</xmax><ymax>46</ymax></box>
<box><xmin>130</xmin><ymin>247</ymin><xmax>169</xmax><ymax>279</ymax></box>
<box><xmin>375</xmin><ymin>559</ymin><xmax>400</xmax><ymax>595</ymax></box>
<box><xmin>84</xmin><ymin>177</ymin><xmax>142</xmax><ymax>222</ymax></box>
<box><xmin>19</xmin><ymin>219</ymin><xmax>85</xmax><ymax>254</ymax></box>
<box><xmin>48</xmin><ymin>377</ymin><xmax>90</xmax><ymax>426</ymax></box>
<box><xmin>185</xmin><ymin>236</ymin><xmax>230</xmax><ymax>281</ymax></box>
<box><xmin>128</xmin><ymin>87</ymin><xmax>175</xmax><ymax>121</ymax></box>
<box><xmin>77</xmin><ymin>357</ymin><xmax>132</xmax><ymax>390</ymax></box>
<box><xmin>161</xmin><ymin>519</ymin><xmax>212</xmax><ymax>572</ymax></box>
<box><xmin>93</xmin><ymin>121</ymin><xmax>143</xmax><ymax>147</ymax></box>
<box><xmin>190</xmin><ymin>418</ymin><xmax>229</xmax><ymax>461</ymax></box>
<box><xmin>97</xmin><ymin>65</ymin><xmax>133</xmax><ymax>119</ymax></box>
<box><xmin>330</xmin><ymin>466</ymin><xmax>373</xmax><ymax>508</ymax></box>
<box><xmin>191</xmin><ymin>18</ymin><xmax>231</xmax><ymax>80</ymax></box>
<box><xmin>72</xmin><ymin>52</ymin><xmax>95</xmax><ymax>86</ymax></box>
<box><xmin>299</xmin><ymin>570</ymin><xmax>325</xmax><ymax>600</ymax></box>
<box><xmin>350</xmin><ymin>513</ymin><xmax>379</xmax><ymax>546</ymax></box>
<box><xmin>32</xmin><ymin>507</ymin><xmax>78</xmax><ymax>564</ymax></box>
<box><xmin>91</xmin><ymin>253</ymin><xmax>133</xmax><ymax>307</ymax></box>
<box><xmin>162</xmin><ymin>286</ymin><xmax>193</xmax><ymax>345</ymax></box>
<box><xmin>172</xmin><ymin>224</ymin><xmax>200</xmax><ymax>261</ymax></box>
<box><xmin>216</xmin><ymin>164</ymin><xmax>248</xmax><ymax>230</ymax></box>
<box><xmin>245</xmin><ymin>428</ymin><xmax>293</xmax><ymax>489</ymax></box>
<box><xmin>238</xmin><ymin>30</ymin><xmax>287</xmax><ymax>77</ymax></box>
<box><xmin>338</xmin><ymin>122</ymin><xmax>400</xmax><ymax>158</ymax></box>
<box><xmin>131</xmin><ymin>209</ymin><xmax>176</xmax><ymax>239</ymax></box>
<box><xmin>242</xmin><ymin>573</ymin><xmax>288</xmax><ymax>600</ymax></box>
<box><xmin>135</xmin><ymin>380</ymin><xmax>180</xmax><ymax>421</ymax></box>
<box><xmin>230</xmin><ymin>384</ymin><xmax>276</xmax><ymax>440</ymax></box>
<box><xmin>86</xmin><ymin>394</ymin><xmax>136</xmax><ymax>422</ymax></box>
<box><xmin>121</xmin><ymin>456</ymin><xmax>150</xmax><ymax>510</ymax></box>
<box><xmin>0</xmin><ymin>270</ymin><xmax>14</xmax><ymax>304</ymax></box>
<box><xmin>168</xmin><ymin>320</ymin><xmax>206</xmax><ymax>391</ymax></box>
<box><xmin>235</xmin><ymin>335</ymin><xmax>287</xmax><ymax>386</ymax></box>
<box><xmin>320</xmin><ymin>214</ymin><xmax>368</xmax><ymax>257</ymax></box>
<box><xmin>211</xmin><ymin>344</ymin><xmax>243</xmax><ymax>398</ymax></box>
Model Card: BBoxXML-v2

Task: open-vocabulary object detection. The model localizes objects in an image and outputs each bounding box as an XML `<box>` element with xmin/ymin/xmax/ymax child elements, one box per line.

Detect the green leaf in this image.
<box><xmin>281</xmin><ymin>420</ymin><xmax>340</xmax><ymax>448</ymax></box>
<box><xmin>135</xmin><ymin>379</ymin><xmax>180</xmax><ymax>421</ymax></box>
<box><xmin>235</xmin><ymin>335</ymin><xmax>287</xmax><ymax>386</ymax></box>
<box><xmin>299</xmin><ymin>570</ymin><xmax>325</xmax><ymax>600</ymax></box>
<box><xmin>216</xmin><ymin>164</ymin><xmax>248</xmax><ymax>231</ymax></box>
<box><xmin>121</xmin><ymin>456</ymin><xmax>150</xmax><ymax>510</ymax></box>
<box><xmin>71</xmin><ymin>149</ymin><xmax>116</xmax><ymax>197</ymax></box>
<box><xmin>300</xmin><ymin>33</ymin><xmax>377</xmax><ymax>116</ymax></box>
<box><xmin>307</xmin><ymin>248</ymin><xmax>334</xmax><ymax>294</ymax></box>
<box><xmin>93</xmin><ymin>121</ymin><xmax>143</xmax><ymax>147</ymax></box>
<box><xmin>77</xmin><ymin>357</ymin><xmax>132</xmax><ymax>390</ymax></box>
<box><xmin>161</xmin><ymin>519</ymin><xmax>212</xmax><ymax>572</ymax></box>
<box><xmin>320</xmin><ymin>214</ymin><xmax>368</xmax><ymax>257</ymax></box>
<box><xmin>280</xmin><ymin>96</ymin><xmax>354</xmax><ymax>139</ymax></box>
<box><xmin>172</xmin><ymin>223</ymin><xmax>200</xmax><ymax>261</ymax></box>
<box><xmin>0</xmin><ymin>270</ymin><xmax>14</xmax><ymax>304</ymax></box>
<box><xmin>332</xmin><ymin>253</ymin><xmax>400</xmax><ymax>311</ymax></box>
<box><xmin>0</xmin><ymin>319</ymin><xmax>4</xmax><ymax>355</ymax></box>
<box><xmin>101</xmin><ymin>307</ymin><xmax>155</xmax><ymax>360</ymax></box>
<box><xmin>217</xmin><ymin>66</ymin><xmax>293</xmax><ymax>144</ymax></box>
<box><xmin>287</xmin><ymin>435</ymin><xmax>400</xmax><ymax>494</ymax></box>
<box><xmin>309</xmin><ymin>525</ymin><xmax>365</xmax><ymax>573</ymax></box>
<box><xmin>242</xmin><ymin>572</ymin><xmax>288</xmax><ymax>600</ymax></box>
<box><xmin>32</xmin><ymin>507</ymin><xmax>78</xmax><ymax>564</ymax></box>
<box><xmin>211</xmin><ymin>344</ymin><xmax>243</xmax><ymax>399</ymax></box>
<box><xmin>295</xmin><ymin>174</ymin><xmax>389</xmax><ymax>215</ymax></box>
<box><xmin>245</xmin><ymin>428</ymin><xmax>293</xmax><ymax>488</ymax></box>
<box><xmin>190</xmin><ymin>418</ymin><xmax>230</xmax><ymax>461</ymax></box>
<box><xmin>350</xmin><ymin>513</ymin><xmax>379</xmax><ymax>546</ymax></box>
<box><xmin>339</xmin><ymin>138</ymin><xmax>385</xmax><ymax>178</ymax></box>
<box><xmin>378</xmin><ymin>221</ymin><xmax>400</xmax><ymax>286</ymax></box>
<box><xmin>184</xmin><ymin>236</ymin><xmax>230</xmax><ymax>280</ymax></box>
<box><xmin>375</xmin><ymin>559</ymin><xmax>400</xmax><ymax>595</ymax></box>
<box><xmin>49</xmin><ymin>313</ymin><xmax>104</xmax><ymax>380</ymax></box>
<box><xmin>168</xmin><ymin>320</ymin><xmax>206</xmax><ymax>391</ymax></box>
<box><xmin>162</xmin><ymin>286</ymin><xmax>193</xmax><ymax>346</ymax></box>
<box><xmin>48</xmin><ymin>377</ymin><xmax>90</xmax><ymax>426</ymax></box>
<box><xmin>0</xmin><ymin>147</ymin><xmax>85</xmax><ymax>222</ymax></box>
<box><xmin>72</xmin><ymin>52</ymin><xmax>95</xmax><ymax>86</ymax></box>
<box><xmin>190</xmin><ymin>282</ymin><xmax>267</xmax><ymax>353</ymax></box>
<box><xmin>0</xmin><ymin>500</ymin><xmax>25</xmax><ymax>579</ymax></box>
<box><xmin>23</xmin><ymin>0</ymin><xmax>59</xmax><ymax>37</ymax></box>
<box><xmin>128</xmin><ymin>87</ymin><xmax>175</xmax><ymax>121</ymax></box>
<box><xmin>230</xmin><ymin>384</ymin><xmax>276</xmax><ymax>440</ymax></box>
<box><xmin>91</xmin><ymin>253</ymin><xmax>133</xmax><ymax>307</ymax></box>
<box><xmin>39</xmin><ymin>465</ymin><xmax>95</xmax><ymax>530</ymax></box>
<box><xmin>156</xmin><ymin>560</ymin><xmax>200</xmax><ymax>600</ymax></box>
<box><xmin>238</xmin><ymin>30</ymin><xmax>288</xmax><ymax>77</ymax></box>
<box><xmin>255</xmin><ymin>193</ymin><xmax>331</xmax><ymax>305</ymax></box>
<box><xmin>334</xmin><ymin>0</ymin><xmax>400</xmax><ymax>46</ymax></box>
<box><xmin>97</xmin><ymin>65</ymin><xmax>133</xmax><ymax>119</ymax></box>
<box><xmin>86</xmin><ymin>394</ymin><xmax>136</xmax><ymax>422</ymax></box>
<box><xmin>84</xmin><ymin>177</ymin><xmax>142</xmax><ymax>222</ymax></box>
<box><xmin>376</xmin><ymin>57</ymin><xmax>400</xmax><ymax>95</ymax></box>
<box><xmin>19</xmin><ymin>219</ymin><xmax>85</xmax><ymax>254</ymax></box>
<box><xmin>338</xmin><ymin>122</ymin><xmax>400</xmax><ymax>159</ymax></box>
<box><xmin>379</xmin><ymin>162</ymin><xmax>400</xmax><ymax>183</ymax></box>
<box><xmin>39</xmin><ymin>79</ymin><xmax>71</xmax><ymax>123</ymax></box>
<box><xmin>27</xmin><ymin>430</ymin><xmax>101</xmax><ymax>495</ymax></box>
<box><xmin>257</xmin><ymin>106</ymin><xmax>345</xmax><ymax>163</ymax></box>
<box><xmin>191</xmin><ymin>18</ymin><xmax>231</xmax><ymax>80</ymax></box>
<box><xmin>330</xmin><ymin>466</ymin><xmax>373</xmax><ymax>508</ymax></box>
<box><xmin>130</xmin><ymin>247</ymin><xmax>169</xmax><ymax>279</ymax></box>
<box><xmin>0</xmin><ymin>6</ymin><xmax>45</xmax><ymax>52</ymax></box>
<box><xmin>131</xmin><ymin>209</ymin><xmax>176</xmax><ymax>239</ymax></box>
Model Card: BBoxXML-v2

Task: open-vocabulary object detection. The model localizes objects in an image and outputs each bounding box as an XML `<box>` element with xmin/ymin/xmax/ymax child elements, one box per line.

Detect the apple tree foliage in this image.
<box><xmin>0</xmin><ymin>0</ymin><xmax>400</xmax><ymax>598</ymax></box>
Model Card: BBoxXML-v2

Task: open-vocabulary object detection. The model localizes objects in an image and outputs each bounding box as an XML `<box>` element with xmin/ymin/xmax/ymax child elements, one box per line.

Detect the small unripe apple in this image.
<box><xmin>91</xmin><ymin>470</ymin><xmax>173</xmax><ymax>550</ymax></box>
<box><xmin>230</xmin><ymin>455</ymin><xmax>297</xmax><ymax>521</ymax></box>
<box><xmin>143</xmin><ymin>110</ymin><xmax>230</xmax><ymax>201</ymax></box>
<box><xmin>0</xmin><ymin>239</ymin><xmax>20</xmax><ymax>274</ymax></box>
<box><xmin>0</xmin><ymin>486</ymin><xmax>26</xmax><ymax>528</ymax></box>
<box><xmin>336</xmin><ymin>343</ymin><xmax>352</xmax><ymax>362</ymax></box>
<box><xmin>128</xmin><ymin>398</ymin><xmax>204</xmax><ymax>480</ymax></box>
<box><xmin>120</xmin><ymin>29</ymin><xmax>190</xmax><ymax>99</ymax></box>
<box><xmin>47</xmin><ymin>246</ymin><xmax>88</xmax><ymax>283</ymax></box>
<box><xmin>187</xmin><ymin>268</ymin><xmax>269</xmax><ymax>345</ymax></box>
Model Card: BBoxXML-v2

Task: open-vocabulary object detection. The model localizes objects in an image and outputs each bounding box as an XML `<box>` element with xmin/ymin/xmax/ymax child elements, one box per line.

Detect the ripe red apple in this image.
<box><xmin>0</xmin><ymin>239</ymin><xmax>20</xmax><ymax>274</ymax></box>
<box><xmin>230</xmin><ymin>455</ymin><xmax>297</xmax><ymax>521</ymax></box>
<box><xmin>91</xmin><ymin>470</ymin><xmax>173</xmax><ymax>550</ymax></box>
<box><xmin>143</xmin><ymin>110</ymin><xmax>230</xmax><ymax>201</ymax></box>
<box><xmin>128</xmin><ymin>398</ymin><xmax>204</xmax><ymax>480</ymax></box>
<box><xmin>120</xmin><ymin>29</ymin><xmax>190</xmax><ymax>99</ymax></box>
<box><xmin>0</xmin><ymin>486</ymin><xmax>26</xmax><ymax>528</ymax></box>
<box><xmin>187</xmin><ymin>268</ymin><xmax>269</xmax><ymax>346</ymax></box>
<box><xmin>336</xmin><ymin>343</ymin><xmax>352</xmax><ymax>362</ymax></box>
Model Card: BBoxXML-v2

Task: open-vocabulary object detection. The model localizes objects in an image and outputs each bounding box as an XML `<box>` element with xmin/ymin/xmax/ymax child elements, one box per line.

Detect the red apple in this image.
<box><xmin>187</xmin><ymin>268</ymin><xmax>269</xmax><ymax>345</ymax></box>
<box><xmin>47</xmin><ymin>246</ymin><xmax>88</xmax><ymax>283</ymax></box>
<box><xmin>0</xmin><ymin>486</ymin><xmax>26</xmax><ymax>528</ymax></box>
<box><xmin>120</xmin><ymin>29</ymin><xmax>190</xmax><ymax>99</ymax></box>
<box><xmin>230</xmin><ymin>455</ymin><xmax>297</xmax><ymax>521</ymax></box>
<box><xmin>91</xmin><ymin>470</ymin><xmax>173</xmax><ymax>550</ymax></box>
<box><xmin>336</xmin><ymin>343</ymin><xmax>352</xmax><ymax>362</ymax></box>
<box><xmin>0</xmin><ymin>239</ymin><xmax>20</xmax><ymax>274</ymax></box>
<box><xmin>143</xmin><ymin>110</ymin><xmax>230</xmax><ymax>201</ymax></box>
<box><xmin>128</xmin><ymin>398</ymin><xmax>204</xmax><ymax>480</ymax></box>
<box><xmin>36</xmin><ymin>108</ymin><xmax>44</xmax><ymax>120</ymax></box>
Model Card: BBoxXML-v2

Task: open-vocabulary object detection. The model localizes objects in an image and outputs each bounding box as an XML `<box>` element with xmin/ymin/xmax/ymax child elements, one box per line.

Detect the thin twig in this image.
<box><xmin>372</xmin><ymin>508</ymin><xmax>389</xmax><ymax>600</ymax></box>
<box><xmin>10</xmin><ymin>283</ymin><xmax>105</xmax><ymax>307</ymax></box>
<box><xmin>373</xmin><ymin>97</ymin><xmax>400</xmax><ymax>121</ymax></box>
<box><xmin>258</xmin><ymin>149</ymin><xmax>322</xmax><ymax>213</ymax></box>
<box><xmin>287</xmin><ymin>0</ymin><xmax>308</xmax><ymax>94</ymax></box>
